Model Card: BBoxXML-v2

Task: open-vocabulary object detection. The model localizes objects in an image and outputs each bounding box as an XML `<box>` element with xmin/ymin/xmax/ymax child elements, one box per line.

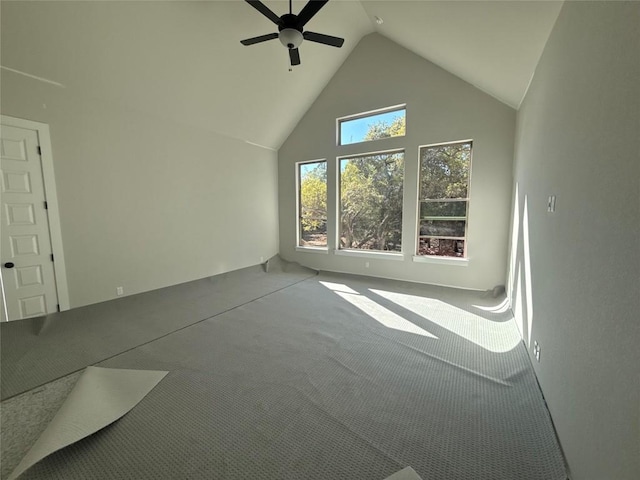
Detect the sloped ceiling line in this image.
<box><xmin>0</xmin><ymin>1</ymin><xmax>562</xmax><ymax>150</ymax></box>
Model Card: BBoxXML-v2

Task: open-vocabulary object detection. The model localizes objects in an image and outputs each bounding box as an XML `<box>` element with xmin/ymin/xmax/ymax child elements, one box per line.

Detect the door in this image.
<box><xmin>1</xmin><ymin>124</ymin><xmax>59</xmax><ymax>320</ymax></box>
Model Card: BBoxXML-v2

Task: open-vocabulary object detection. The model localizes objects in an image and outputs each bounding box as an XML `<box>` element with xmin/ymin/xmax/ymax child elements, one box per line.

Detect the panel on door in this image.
<box><xmin>1</xmin><ymin>124</ymin><xmax>58</xmax><ymax>320</ymax></box>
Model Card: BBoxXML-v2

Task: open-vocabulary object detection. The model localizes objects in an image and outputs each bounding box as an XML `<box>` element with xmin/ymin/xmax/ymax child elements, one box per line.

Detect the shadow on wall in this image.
<box><xmin>507</xmin><ymin>184</ymin><xmax>535</xmax><ymax>350</ymax></box>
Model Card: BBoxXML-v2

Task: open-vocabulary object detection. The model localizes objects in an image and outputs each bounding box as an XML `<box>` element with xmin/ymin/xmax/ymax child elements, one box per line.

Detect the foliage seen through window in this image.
<box><xmin>340</xmin><ymin>150</ymin><xmax>404</xmax><ymax>252</ymax></box>
<box><xmin>298</xmin><ymin>161</ymin><xmax>327</xmax><ymax>247</ymax></box>
<box><xmin>339</xmin><ymin>107</ymin><xmax>405</xmax><ymax>145</ymax></box>
<box><xmin>418</xmin><ymin>141</ymin><xmax>471</xmax><ymax>257</ymax></box>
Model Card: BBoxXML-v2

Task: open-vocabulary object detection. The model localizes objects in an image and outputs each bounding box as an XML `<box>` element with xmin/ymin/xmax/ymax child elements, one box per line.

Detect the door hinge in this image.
<box><xmin>44</xmin><ymin>201</ymin><xmax>48</xmax><ymax>210</ymax></box>
<box><xmin>50</xmin><ymin>254</ymin><xmax>54</xmax><ymax>262</ymax></box>
<box><xmin>37</xmin><ymin>146</ymin><xmax>42</xmax><ymax>155</ymax></box>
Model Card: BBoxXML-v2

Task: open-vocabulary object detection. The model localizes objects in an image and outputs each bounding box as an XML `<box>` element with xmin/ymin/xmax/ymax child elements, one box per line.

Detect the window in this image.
<box><xmin>339</xmin><ymin>150</ymin><xmax>404</xmax><ymax>252</ymax></box>
<box><xmin>338</xmin><ymin>106</ymin><xmax>406</xmax><ymax>146</ymax></box>
<box><xmin>417</xmin><ymin>141</ymin><xmax>472</xmax><ymax>258</ymax></box>
<box><xmin>297</xmin><ymin>160</ymin><xmax>327</xmax><ymax>247</ymax></box>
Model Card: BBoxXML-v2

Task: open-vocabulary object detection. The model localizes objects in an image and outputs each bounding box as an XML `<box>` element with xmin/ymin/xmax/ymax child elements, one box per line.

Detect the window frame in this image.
<box><xmin>416</xmin><ymin>140</ymin><xmax>473</xmax><ymax>259</ymax></box>
<box><xmin>337</xmin><ymin>147</ymin><xmax>405</xmax><ymax>254</ymax></box>
<box><xmin>336</xmin><ymin>104</ymin><xmax>406</xmax><ymax>146</ymax></box>
<box><xmin>296</xmin><ymin>159</ymin><xmax>328</xmax><ymax>250</ymax></box>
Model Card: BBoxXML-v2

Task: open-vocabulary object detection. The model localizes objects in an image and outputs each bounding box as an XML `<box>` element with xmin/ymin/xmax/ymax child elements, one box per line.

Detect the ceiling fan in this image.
<box><xmin>240</xmin><ymin>0</ymin><xmax>345</xmax><ymax>67</ymax></box>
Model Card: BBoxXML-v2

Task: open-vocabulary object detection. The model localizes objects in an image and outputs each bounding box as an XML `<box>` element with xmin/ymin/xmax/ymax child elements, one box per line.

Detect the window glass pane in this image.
<box><xmin>418</xmin><ymin>141</ymin><xmax>472</xmax><ymax>258</ymax></box>
<box><xmin>298</xmin><ymin>161</ymin><xmax>327</xmax><ymax>247</ymax></box>
<box><xmin>420</xmin><ymin>201</ymin><xmax>467</xmax><ymax>218</ymax></box>
<box><xmin>419</xmin><ymin>142</ymin><xmax>471</xmax><ymax>199</ymax></box>
<box><xmin>340</xmin><ymin>151</ymin><xmax>404</xmax><ymax>252</ymax></box>
<box><xmin>339</xmin><ymin>108</ymin><xmax>405</xmax><ymax>145</ymax></box>
<box><xmin>420</xmin><ymin>220</ymin><xmax>466</xmax><ymax>238</ymax></box>
<box><xmin>418</xmin><ymin>238</ymin><xmax>465</xmax><ymax>257</ymax></box>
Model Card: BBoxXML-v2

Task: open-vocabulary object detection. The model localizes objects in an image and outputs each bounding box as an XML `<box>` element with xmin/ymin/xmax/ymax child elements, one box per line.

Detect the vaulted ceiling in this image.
<box><xmin>1</xmin><ymin>1</ymin><xmax>562</xmax><ymax>150</ymax></box>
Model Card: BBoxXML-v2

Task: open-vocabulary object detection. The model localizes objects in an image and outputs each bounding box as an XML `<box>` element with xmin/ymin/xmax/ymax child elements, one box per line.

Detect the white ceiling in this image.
<box><xmin>1</xmin><ymin>1</ymin><xmax>562</xmax><ymax>150</ymax></box>
<box><xmin>360</xmin><ymin>1</ymin><xmax>563</xmax><ymax>108</ymax></box>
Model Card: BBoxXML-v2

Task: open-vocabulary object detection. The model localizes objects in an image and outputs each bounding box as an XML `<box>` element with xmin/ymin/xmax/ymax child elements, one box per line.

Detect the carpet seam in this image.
<box><xmin>1</xmin><ymin>272</ymin><xmax>318</xmax><ymax>402</ymax></box>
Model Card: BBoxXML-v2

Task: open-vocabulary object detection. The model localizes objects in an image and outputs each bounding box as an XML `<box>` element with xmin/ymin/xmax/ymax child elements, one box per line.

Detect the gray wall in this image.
<box><xmin>1</xmin><ymin>68</ymin><xmax>278</xmax><ymax>310</ymax></box>
<box><xmin>507</xmin><ymin>2</ymin><xmax>640</xmax><ymax>479</ymax></box>
<box><xmin>279</xmin><ymin>33</ymin><xmax>515</xmax><ymax>290</ymax></box>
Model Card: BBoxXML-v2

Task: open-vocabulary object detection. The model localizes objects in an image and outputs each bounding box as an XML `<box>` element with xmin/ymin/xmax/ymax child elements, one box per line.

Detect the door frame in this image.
<box><xmin>1</xmin><ymin>115</ymin><xmax>70</xmax><ymax>314</ymax></box>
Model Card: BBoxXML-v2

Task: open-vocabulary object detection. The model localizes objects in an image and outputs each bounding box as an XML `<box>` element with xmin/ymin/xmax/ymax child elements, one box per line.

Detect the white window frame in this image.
<box><xmin>415</xmin><ymin>139</ymin><xmax>472</xmax><ymax>260</ymax></box>
<box><xmin>337</xmin><ymin>148</ymin><xmax>405</xmax><ymax>255</ymax></box>
<box><xmin>295</xmin><ymin>159</ymin><xmax>328</xmax><ymax>251</ymax></box>
<box><xmin>336</xmin><ymin>104</ymin><xmax>406</xmax><ymax>146</ymax></box>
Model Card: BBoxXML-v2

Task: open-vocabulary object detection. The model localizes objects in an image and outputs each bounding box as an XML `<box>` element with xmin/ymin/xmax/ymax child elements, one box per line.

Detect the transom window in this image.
<box><xmin>297</xmin><ymin>160</ymin><xmax>327</xmax><ymax>247</ymax></box>
<box><xmin>417</xmin><ymin>141</ymin><xmax>472</xmax><ymax>258</ymax></box>
<box><xmin>339</xmin><ymin>150</ymin><xmax>404</xmax><ymax>252</ymax></box>
<box><xmin>338</xmin><ymin>105</ymin><xmax>406</xmax><ymax>146</ymax></box>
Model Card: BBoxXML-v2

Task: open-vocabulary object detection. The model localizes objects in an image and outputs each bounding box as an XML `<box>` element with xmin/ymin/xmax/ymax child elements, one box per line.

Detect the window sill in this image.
<box><xmin>296</xmin><ymin>246</ymin><xmax>329</xmax><ymax>254</ymax></box>
<box><xmin>335</xmin><ymin>249</ymin><xmax>404</xmax><ymax>261</ymax></box>
<box><xmin>412</xmin><ymin>255</ymin><xmax>469</xmax><ymax>266</ymax></box>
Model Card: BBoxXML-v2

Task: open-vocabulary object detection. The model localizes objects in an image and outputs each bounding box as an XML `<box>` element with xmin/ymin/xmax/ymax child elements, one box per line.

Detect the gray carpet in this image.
<box><xmin>0</xmin><ymin>257</ymin><xmax>316</xmax><ymax>400</ymax></box>
<box><xmin>0</xmin><ymin>372</ymin><xmax>83</xmax><ymax>480</ymax></box>
<box><xmin>6</xmin><ymin>272</ymin><xmax>567</xmax><ymax>479</ymax></box>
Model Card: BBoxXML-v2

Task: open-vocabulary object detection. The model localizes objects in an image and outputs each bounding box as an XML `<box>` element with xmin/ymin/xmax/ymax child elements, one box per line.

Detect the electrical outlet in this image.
<box><xmin>116</xmin><ymin>286</ymin><xmax>124</xmax><ymax>296</ymax></box>
<box><xmin>365</xmin><ymin>261</ymin><xmax>370</xmax><ymax>268</ymax></box>
<box><xmin>547</xmin><ymin>195</ymin><xmax>556</xmax><ymax>213</ymax></box>
<box><xmin>533</xmin><ymin>341</ymin><xmax>541</xmax><ymax>362</ymax></box>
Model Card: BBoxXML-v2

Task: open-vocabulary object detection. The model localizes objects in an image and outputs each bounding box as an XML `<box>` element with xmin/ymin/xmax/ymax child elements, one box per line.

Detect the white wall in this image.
<box><xmin>279</xmin><ymin>34</ymin><xmax>515</xmax><ymax>290</ymax></box>
<box><xmin>507</xmin><ymin>2</ymin><xmax>640</xmax><ymax>479</ymax></box>
<box><xmin>1</xmin><ymin>67</ymin><xmax>279</xmax><ymax>309</ymax></box>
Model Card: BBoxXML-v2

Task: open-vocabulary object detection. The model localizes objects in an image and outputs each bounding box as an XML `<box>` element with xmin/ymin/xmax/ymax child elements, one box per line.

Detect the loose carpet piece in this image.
<box><xmin>11</xmin><ymin>272</ymin><xmax>567</xmax><ymax>479</ymax></box>
<box><xmin>8</xmin><ymin>367</ymin><xmax>167</xmax><ymax>480</ymax></box>
<box><xmin>0</xmin><ymin>372</ymin><xmax>83</xmax><ymax>480</ymax></box>
<box><xmin>0</xmin><ymin>257</ymin><xmax>315</xmax><ymax>400</ymax></box>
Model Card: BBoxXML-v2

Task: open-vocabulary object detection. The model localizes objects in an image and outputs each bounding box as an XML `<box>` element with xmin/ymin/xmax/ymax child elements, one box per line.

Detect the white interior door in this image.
<box><xmin>1</xmin><ymin>124</ymin><xmax>59</xmax><ymax>320</ymax></box>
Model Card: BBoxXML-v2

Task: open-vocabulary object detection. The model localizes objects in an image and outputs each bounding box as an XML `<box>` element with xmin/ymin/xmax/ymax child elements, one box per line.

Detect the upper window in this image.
<box><xmin>338</xmin><ymin>106</ymin><xmax>406</xmax><ymax>146</ymax></box>
<box><xmin>339</xmin><ymin>150</ymin><xmax>404</xmax><ymax>252</ymax></box>
<box><xmin>297</xmin><ymin>160</ymin><xmax>327</xmax><ymax>248</ymax></box>
<box><xmin>417</xmin><ymin>141</ymin><xmax>472</xmax><ymax>258</ymax></box>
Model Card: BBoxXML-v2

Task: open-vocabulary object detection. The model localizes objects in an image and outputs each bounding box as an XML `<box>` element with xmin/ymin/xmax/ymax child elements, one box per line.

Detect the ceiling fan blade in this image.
<box><xmin>296</xmin><ymin>0</ymin><xmax>329</xmax><ymax>28</ymax></box>
<box><xmin>241</xmin><ymin>32</ymin><xmax>279</xmax><ymax>46</ymax></box>
<box><xmin>245</xmin><ymin>0</ymin><xmax>281</xmax><ymax>25</ymax></box>
<box><xmin>289</xmin><ymin>48</ymin><xmax>301</xmax><ymax>66</ymax></box>
<box><xmin>303</xmin><ymin>31</ymin><xmax>344</xmax><ymax>48</ymax></box>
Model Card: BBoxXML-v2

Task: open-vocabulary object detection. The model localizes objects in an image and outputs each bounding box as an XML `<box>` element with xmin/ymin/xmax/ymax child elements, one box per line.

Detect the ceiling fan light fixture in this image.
<box><xmin>279</xmin><ymin>28</ymin><xmax>303</xmax><ymax>49</ymax></box>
